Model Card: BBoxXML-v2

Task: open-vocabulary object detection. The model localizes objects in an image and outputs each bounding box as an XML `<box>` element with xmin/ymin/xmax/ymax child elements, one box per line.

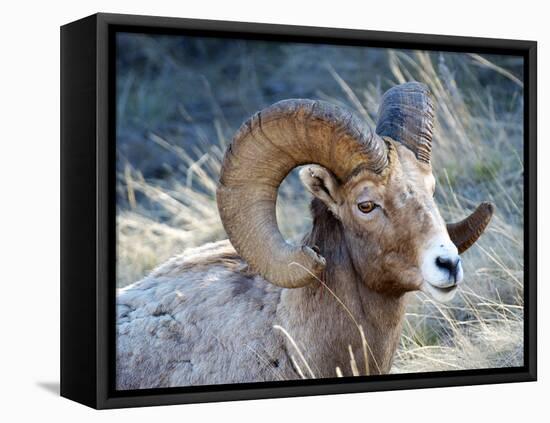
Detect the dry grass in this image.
<box><xmin>116</xmin><ymin>43</ymin><xmax>524</xmax><ymax>374</ymax></box>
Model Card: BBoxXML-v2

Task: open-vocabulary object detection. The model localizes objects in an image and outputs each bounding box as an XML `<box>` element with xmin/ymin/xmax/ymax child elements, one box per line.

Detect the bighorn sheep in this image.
<box><xmin>116</xmin><ymin>82</ymin><xmax>494</xmax><ymax>389</ymax></box>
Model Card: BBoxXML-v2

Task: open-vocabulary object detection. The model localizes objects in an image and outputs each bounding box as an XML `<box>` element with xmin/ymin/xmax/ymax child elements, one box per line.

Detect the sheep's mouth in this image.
<box><xmin>430</xmin><ymin>284</ymin><xmax>457</xmax><ymax>294</ymax></box>
<box><xmin>422</xmin><ymin>281</ymin><xmax>459</xmax><ymax>302</ymax></box>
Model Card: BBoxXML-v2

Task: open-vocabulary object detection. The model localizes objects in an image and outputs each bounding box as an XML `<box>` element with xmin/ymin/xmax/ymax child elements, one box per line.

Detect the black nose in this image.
<box><xmin>435</xmin><ymin>256</ymin><xmax>461</xmax><ymax>282</ymax></box>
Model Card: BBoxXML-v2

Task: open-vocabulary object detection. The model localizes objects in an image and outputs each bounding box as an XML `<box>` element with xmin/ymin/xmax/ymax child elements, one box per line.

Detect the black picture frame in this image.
<box><xmin>60</xmin><ymin>12</ymin><xmax>537</xmax><ymax>409</ymax></box>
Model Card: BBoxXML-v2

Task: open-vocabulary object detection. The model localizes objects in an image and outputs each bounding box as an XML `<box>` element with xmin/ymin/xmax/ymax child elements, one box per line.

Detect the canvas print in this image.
<box><xmin>115</xmin><ymin>32</ymin><xmax>524</xmax><ymax>390</ymax></box>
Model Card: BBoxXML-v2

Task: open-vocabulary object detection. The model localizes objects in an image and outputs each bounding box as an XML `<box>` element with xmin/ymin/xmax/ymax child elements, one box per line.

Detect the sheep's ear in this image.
<box><xmin>299</xmin><ymin>165</ymin><xmax>342</xmax><ymax>212</ymax></box>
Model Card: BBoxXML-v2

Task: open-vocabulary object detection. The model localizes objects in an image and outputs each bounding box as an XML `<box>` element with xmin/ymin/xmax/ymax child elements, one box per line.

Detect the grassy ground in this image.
<box><xmin>116</xmin><ymin>33</ymin><xmax>524</xmax><ymax>374</ymax></box>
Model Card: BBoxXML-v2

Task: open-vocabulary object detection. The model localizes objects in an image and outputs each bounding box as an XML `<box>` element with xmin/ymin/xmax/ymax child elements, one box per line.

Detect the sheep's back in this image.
<box><xmin>116</xmin><ymin>240</ymin><xmax>294</xmax><ymax>389</ymax></box>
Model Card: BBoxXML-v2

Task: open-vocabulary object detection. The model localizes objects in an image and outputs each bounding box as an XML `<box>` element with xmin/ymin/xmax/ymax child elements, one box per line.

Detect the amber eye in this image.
<box><xmin>357</xmin><ymin>201</ymin><xmax>377</xmax><ymax>214</ymax></box>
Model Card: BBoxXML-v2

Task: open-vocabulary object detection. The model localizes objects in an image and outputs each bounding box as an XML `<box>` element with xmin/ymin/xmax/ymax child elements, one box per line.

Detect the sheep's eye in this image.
<box><xmin>357</xmin><ymin>201</ymin><xmax>377</xmax><ymax>214</ymax></box>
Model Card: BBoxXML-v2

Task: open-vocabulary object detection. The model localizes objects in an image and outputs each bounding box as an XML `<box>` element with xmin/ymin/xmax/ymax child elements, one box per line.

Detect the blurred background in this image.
<box><xmin>116</xmin><ymin>32</ymin><xmax>524</xmax><ymax>374</ymax></box>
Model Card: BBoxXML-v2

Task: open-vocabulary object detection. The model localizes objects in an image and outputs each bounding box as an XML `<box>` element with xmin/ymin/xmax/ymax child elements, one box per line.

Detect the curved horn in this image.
<box><xmin>375</xmin><ymin>82</ymin><xmax>434</xmax><ymax>165</ymax></box>
<box><xmin>447</xmin><ymin>202</ymin><xmax>495</xmax><ymax>254</ymax></box>
<box><xmin>217</xmin><ymin>99</ymin><xmax>388</xmax><ymax>288</ymax></box>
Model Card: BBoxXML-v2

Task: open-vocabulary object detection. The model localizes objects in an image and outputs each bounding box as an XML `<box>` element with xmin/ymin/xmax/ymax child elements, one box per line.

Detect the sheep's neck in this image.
<box><xmin>277</xmin><ymin>201</ymin><xmax>408</xmax><ymax>377</ymax></box>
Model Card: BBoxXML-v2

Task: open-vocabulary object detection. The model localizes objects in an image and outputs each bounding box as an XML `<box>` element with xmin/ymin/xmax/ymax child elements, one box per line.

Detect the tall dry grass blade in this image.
<box><xmin>359</xmin><ymin>325</ymin><xmax>370</xmax><ymax>376</ymax></box>
<box><xmin>468</xmin><ymin>53</ymin><xmax>524</xmax><ymax>88</ymax></box>
<box><xmin>123</xmin><ymin>163</ymin><xmax>137</xmax><ymax>210</ymax></box>
<box><xmin>348</xmin><ymin>345</ymin><xmax>360</xmax><ymax>376</ymax></box>
<box><xmin>273</xmin><ymin>325</ymin><xmax>316</xmax><ymax>379</ymax></box>
<box><xmin>290</xmin><ymin>355</ymin><xmax>307</xmax><ymax>379</ymax></box>
<box><xmin>325</xmin><ymin>62</ymin><xmax>373</xmax><ymax>125</ymax></box>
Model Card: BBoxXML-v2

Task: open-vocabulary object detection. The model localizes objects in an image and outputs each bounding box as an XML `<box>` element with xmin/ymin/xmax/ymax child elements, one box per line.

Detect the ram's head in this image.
<box><xmin>217</xmin><ymin>82</ymin><xmax>493</xmax><ymax>302</ymax></box>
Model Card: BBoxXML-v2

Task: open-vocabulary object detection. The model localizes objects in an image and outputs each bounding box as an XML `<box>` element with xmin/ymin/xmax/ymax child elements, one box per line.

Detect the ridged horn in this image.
<box><xmin>447</xmin><ymin>202</ymin><xmax>495</xmax><ymax>254</ymax></box>
<box><xmin>375</xmin><ymin>81</ymin><xmax>434</xmax><ymax>165</ymax></box>
<box><xmin>217</xmin><ymin>99</ymin><xmax>388</xmax><ymax>288</ymax></box>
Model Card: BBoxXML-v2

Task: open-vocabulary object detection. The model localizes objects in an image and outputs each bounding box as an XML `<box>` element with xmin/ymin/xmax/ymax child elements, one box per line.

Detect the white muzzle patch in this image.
<box><xmin>420</xmin><ymin>235</ymin><xmax>463</xmax><ymax>302</ymax></box>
